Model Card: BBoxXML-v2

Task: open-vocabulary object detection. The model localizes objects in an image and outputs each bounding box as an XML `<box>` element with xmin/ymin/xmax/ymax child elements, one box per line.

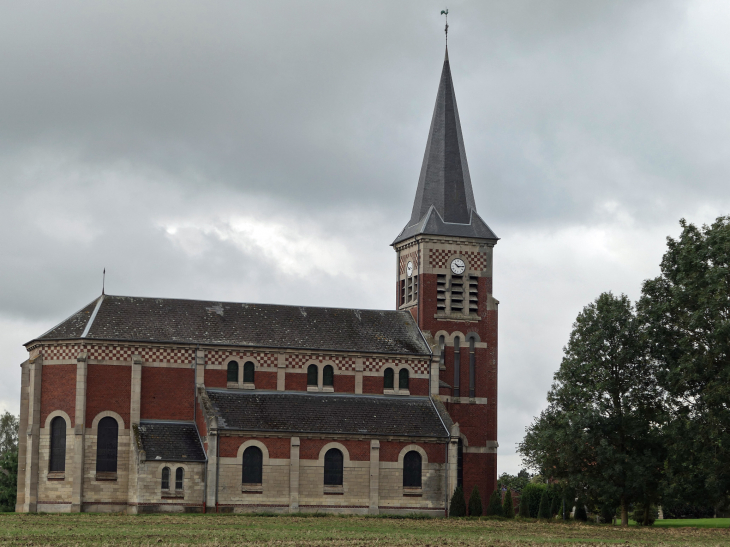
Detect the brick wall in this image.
<box><xmin>205</xmin><ymin>369</ymin><xmax>227</xmax><ymax>388</ymax></box>
<box><xmin>333</xmin><ymin>374</ymin><xmax>354</xmax><ymax>393</ymax></box>
<box><xmin>379</xmin><ymin>442</ymin><xmax>446</xmax><ymax>463</ymax></box>
<box><xmin>140</xmin><ymin>367</ymin><xmax>194</xmax><ymax>421</ymax></box>
<box><xmin>285</xmin><ymin>372</ymin><xmax>307</xmax><ymax>391</ymax></box>
<box><xmin>362</xmin><ymin>376</ymin><xmax>382</xmax><ymax>394</ymax></box>
<box><xmin>86</xmin><ymin>364</ymin><xmax>131</xmax><ymax>427</ymax></box>
<box><xmin>40</xmin><ymin>364</ymin><xmax>76</xmax><ymax>426</ymax></box>
<box><xmin>219</xmin><ymin>436</ymin><xmax>290</xmax><ymax>459</ymax></box>
<box><xmin>300</xmin><ymin>439</ymin><xmax>370</xmax><ymax>461</ymax></box>
<box><xmin>254</xmin><ymin>371</ymin><xmax>277</xmax><ymax>390</ymax></box>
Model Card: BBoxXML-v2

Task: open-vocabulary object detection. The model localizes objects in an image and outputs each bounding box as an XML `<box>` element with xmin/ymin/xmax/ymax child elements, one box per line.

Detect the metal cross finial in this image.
<box><xmin>441</xmin><ymin>9</ymin><xmax>449</xmax><ymax>46</ymax></box>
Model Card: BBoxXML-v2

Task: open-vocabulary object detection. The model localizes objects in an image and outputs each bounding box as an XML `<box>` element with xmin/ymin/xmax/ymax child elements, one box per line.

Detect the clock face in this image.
<box><xmin>450</xmin><ymin>258</ymin><xmax>466</xmax><ymax>275</ymax></box>
<box><xmin>406</xmin><ymin>261</ymin><xmax>414</xmax><ymax>277</ymax></box>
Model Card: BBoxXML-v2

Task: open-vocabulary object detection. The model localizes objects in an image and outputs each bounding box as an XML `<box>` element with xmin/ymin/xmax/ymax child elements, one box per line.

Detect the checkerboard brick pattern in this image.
<box><xmin>363</xmin><ymin>359</ymin><xmax>429</xmax><ymax>375</ymax></box>
<box><xmin>42</xmin><ymin>345</ymin><xmax>194</xmax><ymax>364</ymax></box>
<box><xmin>428</xmin><ymin>248</ymin><xmax>487</xmax><ymax>270</ymax></box>
<box><xmin>207</xmin><ymin>350</ymin><xmax>278</xmax><ymax>368</ymax></box>
<box><xmin>399</xmin><ymin>251</ymin><xmax>420</xmax><ymax>275</ymax></box>
<box><xmin>286</xmin><ymin>354</ymin><xmax>356</xmax><ymax>371</ymax></box>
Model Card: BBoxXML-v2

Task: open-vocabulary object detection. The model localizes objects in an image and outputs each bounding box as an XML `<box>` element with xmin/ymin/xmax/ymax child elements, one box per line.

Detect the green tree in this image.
<box><xmin>503</xmin><ymin>488</ymin><xmax>515</xmax><ymax>518</ymax></box>
<box><xmin>449</xmin><ymin>486</ymin><xmax>466</xmax><ymax>517</ymax></box>
<box><xmin>518</xmin><ymin>490</ymin><xmax>529</xmax><ymax>517</ymax></box>
<box><xmin>638</xmin><ymin>217</ymin><xmax>730</xmax><ymax>511</ymax></box>
<box><xmin>468</xmin><ymin>486</ymin><xmax>483</xmax><ymax>516</ymax></box>
<box><xmin>0</xmin><ymin>412</ymin><xmax>18</xmax><ymax>457</ymax></box>
<box><xmin>519</xmin><ymin>293</ymin><xmax>666</xmax><ymax>526</ymax></box>
<box><xmin>486</xmin><ymin>490</ymin><xmax>503</xmax><ymax>516</ymax></box>
<box><xmin>0</xmin><ymin>450</ymin><xmax>17</xmax><ymax>512</ymax></box>
<box><xmin>497</xmin><ymin>469</ymin><xmax>531</xmax><ymax>494</ymax></box>
<box><xmin>549</xmin><ymin>492</ymin><xmax>561</xmax><ymax>517</ymax></box>
<box><xmin>538</xmin><ymin>489</ymin><xmax>551</xmax><ymax>519</ymax></box>
<box><xmin>574</xmin><ymin>499</ymin><xmax>588</xmax><ymax>521</ymax></box>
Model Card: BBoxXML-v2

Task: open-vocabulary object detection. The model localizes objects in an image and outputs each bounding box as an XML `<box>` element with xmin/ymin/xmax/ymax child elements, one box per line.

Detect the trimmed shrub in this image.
<box><xmin>520</xmin><ymin>483</ymin><xmax>546</xmax><ymax>517</ymax></box>
<box><xmin>449</xmin><ymin>486</ymin><xmax>466</xmax><ymax>517</ymax></box>
<box><xmin>632</xmin><ymin>503</ymin><xmax>657</xmax><ymax>526</ymax></box>
<box><xmin>518</xmin><ymin>491</ymin><xmax>529</xmax><ymax>517</ymax></box>
<box><xmin>468</xmin><ymin>486</ymin><xmax>483</xmax><ymax>516</ymax></box>
<box><xmin>574</xmin><ymin>500</ymin><xmax>588</xmax><ymax>521</ymax></box>
<box><xmin>486</xmin><ymin>490</ymin><xmax>503</xmax><ymax>516</ymax></box>
<box><xmin>538</xmin><ymin>489</ymin><xmax>551</xmax><ymax>519</ymax></box>
<box><xmin>503</xmin><ymin>488</ymin><xmax>515</xmax><ymax>519</ymax></box>
<box><xmin>549</xmin><ymin>493</ymin><xmax>561</xmax><ymax>517</ymax></box>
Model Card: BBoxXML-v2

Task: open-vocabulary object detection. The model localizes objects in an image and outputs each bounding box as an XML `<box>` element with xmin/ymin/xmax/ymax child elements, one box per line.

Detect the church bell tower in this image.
<box><xmin>392</xmin><ymin>47</ymin><xmax>499</xmax><ymax>500</ymax></box>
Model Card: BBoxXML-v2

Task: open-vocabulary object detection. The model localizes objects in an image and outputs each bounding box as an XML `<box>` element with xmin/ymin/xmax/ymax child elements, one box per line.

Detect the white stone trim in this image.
<box><xmin>236</xmin><ymin>439</ymin><xmax>271</xmax><ymax>465</ymax></box>
<box><xmin>396</xmin><ymin>444</ymin><xmax>429</xmax><ymax>465</ymax></box>
<box><xmin>43</xmin><ymin>410</ymin><xmax>72</xmax><ymax>431</ymax></box>
<box><xmin>316</xmin><ymin>442</ymin><xmax>351</xmax><ymax>465</ymax></box>
<box><xmin>90</xmin><ymin>410</ymin><xmax>126</xmax><ymax>431</ymax></box>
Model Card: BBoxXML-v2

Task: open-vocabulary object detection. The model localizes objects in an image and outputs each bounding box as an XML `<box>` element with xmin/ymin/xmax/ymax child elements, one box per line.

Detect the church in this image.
<box><xmin>15</xmin><ymin>48</ymin><xmax>499</xmax><ymax>515</ymax></box>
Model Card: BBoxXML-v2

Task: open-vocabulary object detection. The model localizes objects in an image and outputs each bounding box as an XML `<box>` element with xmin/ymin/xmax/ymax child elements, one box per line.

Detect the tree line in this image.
<box><xmin>518</xmin><ymin>217</ymin><xmax>730</xmax><ymax>525</ymax></box>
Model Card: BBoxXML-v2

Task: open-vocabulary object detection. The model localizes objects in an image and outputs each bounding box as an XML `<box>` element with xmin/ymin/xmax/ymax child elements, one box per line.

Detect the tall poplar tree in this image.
<box><xmin>639</xmin><ymin>217</ymin><xmax>730</xmax><ymax>512</ymax></box>
<box><xmin>519</xmin><ymin>292</ymin><xmax>665</xmax><ymax>525</ymax></box>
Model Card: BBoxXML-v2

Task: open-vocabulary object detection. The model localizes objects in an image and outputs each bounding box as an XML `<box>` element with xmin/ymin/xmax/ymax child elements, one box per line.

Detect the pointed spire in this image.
<box><xmin>393</xmin><ymin>49</ymin><xmax>497</xmax><ymax>245</ymax></box>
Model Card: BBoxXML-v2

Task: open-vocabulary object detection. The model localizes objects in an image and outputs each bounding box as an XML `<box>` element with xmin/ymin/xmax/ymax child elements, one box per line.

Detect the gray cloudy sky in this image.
<box><xmin>2</xmin><ymin>0</ymin><xmax>729</xmax><ymax>475</ymax></box>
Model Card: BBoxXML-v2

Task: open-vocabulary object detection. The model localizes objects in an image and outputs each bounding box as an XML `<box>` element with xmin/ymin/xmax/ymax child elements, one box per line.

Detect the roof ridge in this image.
<box><xmin>80</xmin><ymin>294</ymin><xmax>104</xmax><ymax>338</ymax></box>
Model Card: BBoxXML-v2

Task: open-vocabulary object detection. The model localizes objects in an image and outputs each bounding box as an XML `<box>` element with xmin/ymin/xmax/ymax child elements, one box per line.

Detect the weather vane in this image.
<box><xmin>441</xmin><ymin>9</ymin><xmax>449</xmax><ymax>46</ymax></box>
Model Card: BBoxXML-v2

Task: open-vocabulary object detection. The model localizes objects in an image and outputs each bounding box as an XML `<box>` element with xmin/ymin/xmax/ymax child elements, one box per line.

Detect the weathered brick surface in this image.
<box><xmin>86</xmin><ymin>365</ymin><xmax>131</xmax><ymax>427</ymax></box>
<box><xmin>141</xmin><ymin>367</ymin><xmax>194</xmax><ymax>421</ymax></box>
<box><xmin>379</xmin><ymin>442</ymin><xmax>446</xmax><ymax>463</ymax></box>
<box><xmin>254</xmin><ymin>371</ymin><xmax>277</xmax><ymax>390</ymax></box>
<box><xmin>461</xmin><ymin>452</ymin><xmax>496</xmax><ymax>511</ymax></box>
<box><xmin>362</xmin><ymin>376</ymin><xmax>382</xmax><ymax>394</ymax></box>
<box><xmin>219</xmin><ymin>436</ymin><xmax>290</xmax><ymax>459</ymax></box>
<box><xmin>300</xmin><ymin>439</ymin><xmax>370</xmax><ymax>461</ymax></box>
<box><xmin>333</xmin><ymin>374</ymin><xmax>354</xmax><ymax>393</ymax></box>
<box><xmin>205</xmin><ymin>369</ymin><xmax>227</xmax><ymax>388</ymax></box>
<box><xmin>40</xmin><ymin>365</ymin><xmax>76</xmax><ymax>426</ymax></box>
<box><xmin>285</xmin><ymin>372</ymin><xmax>306</xmax><ymax>391</ymax></box>
<box><xmin>409</xmin><ymin>378</ymin><xmax>429</xmax><ymax>396</ymax></box>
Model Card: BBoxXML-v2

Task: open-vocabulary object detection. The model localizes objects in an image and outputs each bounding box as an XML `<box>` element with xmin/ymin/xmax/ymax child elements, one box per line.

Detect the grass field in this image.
<box><xmin>1</xmin><ymin>514</ymin><xmax>729</xmax><ymax>546</ymax></box>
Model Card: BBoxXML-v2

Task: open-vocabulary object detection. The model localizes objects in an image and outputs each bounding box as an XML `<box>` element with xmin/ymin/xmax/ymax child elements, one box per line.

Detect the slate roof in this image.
<box><xmin>31</xmin><ymin>295</ymin><xmax>431</xmax><ymax>356</ymax></box>
<box><xmin>394</xmin><ymin>48</ymin><xmax>498</xmax><ymax>245</ymax></box>
<box><xmin>137</xmin><ymin>421</ymin><xmax>206</xmax><ymax>462</ymax></box>
<box><xmin>206</xmin><ymin>390</ymin><xmax>451</xmax><ymax>439</ymax></box>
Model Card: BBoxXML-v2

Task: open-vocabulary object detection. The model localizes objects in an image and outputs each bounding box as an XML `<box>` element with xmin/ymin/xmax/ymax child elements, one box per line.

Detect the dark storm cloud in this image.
<box><xmin>2</xmin><ymin>0</ymin><xmax>729</xmax><ymax>473</ymax></box>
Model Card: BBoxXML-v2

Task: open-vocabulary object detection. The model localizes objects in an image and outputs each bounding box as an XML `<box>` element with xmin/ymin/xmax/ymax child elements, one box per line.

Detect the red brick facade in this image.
<box><xmin>86</xmin><ymin>364</ymin><xmax>131</xmax><ymax>427</ymax></box>
<box><xmin>40</xmin><ymin>364</ymin><xmax>76</xmax><ymax>426</ymax></box>
<box><xmin>219</xmin><ymin>436</ymin><xmax>290</xmax><ymax>459</ymax></box>
<box><xmin>140</xmin><ymin>367</ymin><xmax>195</xmax><ymax>421</ymax></box>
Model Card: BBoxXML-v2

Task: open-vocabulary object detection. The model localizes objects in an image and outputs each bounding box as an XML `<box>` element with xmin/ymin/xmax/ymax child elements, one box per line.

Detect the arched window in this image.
<box><xmin>457</xmin><ymin>438</ymin><xmax>463</xmax><ymax>488</ymax></box>
<box><xmin>399</xmin><ymin>368</ymin><xmax>409</xmax><ymax>390</ymax></box>
<box><xmin>453</xmin><ymin>337</ymin><xmax>461</xmax><ymax>397</ymax></box>
<box><xmin>96</xmin><ymin>417</ymin><xmax>119</xmax><ymax>473</ymax></box>
<box><xmin>403</xmin><ymin>450</ymin><xmax>422</xmax><ymax>488</ymax></box>
<box><xmin>324</xmin><ymin>448</ymin><xmax>343</xmax><ymax>486</ymax></box>
<box><xmin>49</xmin><ymin>416</ymin><xmax>66</xmax><ymax>472</ymax></box>
<box><xmin>227</xmin><ymin>360</ymin><xmax>239</xmax><ymax>383</ymax></box>
<box><xmin>243</xmin><ymin>361</ymin><xmax>255</xmax><ymax>384</ymax></box>
<box><xmin>175</xmin><ymin>467</ymin><xmax>184</xmax><ymax>490</ymax></box>
<box><xmin>161</xmin><ymin>467</ymin><xmax>170</xmax><ymax>490</ymax></box>
<box><xmin>307</xmin><ymin>364</ymin><xmax>318</xmax><ymax>386</ymax></box>
<box><xmin>384</xmin><ymin>368</ymin><xmax>394</xmax><ymax>390</ymax></box>
<box><xmin>323</xmin><ymin>365</ymin><xmax>334</xmax><ymax>387</ymax></box>
<box><xmin>242</xmin><ymin>446</ymin><xmax>263</xmax><ymax>484</ymax></box>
